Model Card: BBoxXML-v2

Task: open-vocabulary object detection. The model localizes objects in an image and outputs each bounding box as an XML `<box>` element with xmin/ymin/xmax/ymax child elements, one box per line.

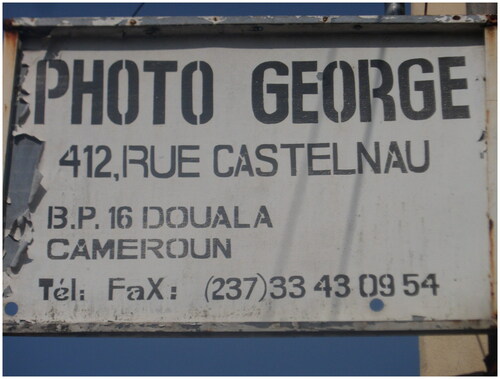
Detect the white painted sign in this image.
<box><xmin>3</xmin><ymin>29</ymin><xmax>493</xmax><ymax>333</ymax></box>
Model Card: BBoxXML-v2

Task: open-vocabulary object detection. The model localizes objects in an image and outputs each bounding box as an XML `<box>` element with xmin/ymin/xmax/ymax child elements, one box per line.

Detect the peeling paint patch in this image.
<box><xmin>91</xmin><ymin>17</ymin><xmax>134</xmax><ymax>26</ymax></box>
<box><xmin>5</xmin><ymin>135</ymin><xmax>45</xmax><ymax>229</ymax></box>
<box><xmin>11</xmin><ymin>63</ymin><xmax>37</xmax><ymax>138</ymax></box>
<box><xmin>200</xmin><ymin>16</ymin><xmax>226</xmax><ymax>24</ymax></box>
<box><xmin>434</xmin><ymin>16</ymin><xmax>451</xmax><ymax>23</ymax></box>
<box><xmin>4</xmin><ymin>235</ymin><xmax>32</xmax><ymax>275</ymax></box>
<box><xmin>3</xmin><ymin>286</ymin><xmax>13</xmax><ymax>298</ymax></box>
<box><xmin>4</xmin><ymin>135</ymin><xmax>45</xmax><ymax>274</ymax></box>
<box><xmin>15</xmin><ymin>99</ymin><xmax>30</xmax><ymax>126</ymax></box>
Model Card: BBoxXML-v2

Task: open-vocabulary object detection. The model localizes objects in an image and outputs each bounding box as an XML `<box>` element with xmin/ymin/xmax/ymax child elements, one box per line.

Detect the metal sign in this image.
<box><xmin>3</xmin><ymin>16</ymin><xmax>496</xmax><ymax>334</ymax></box>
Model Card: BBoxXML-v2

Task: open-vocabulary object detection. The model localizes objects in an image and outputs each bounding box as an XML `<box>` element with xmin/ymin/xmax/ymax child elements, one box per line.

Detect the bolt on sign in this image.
<box><xmin>3</xmin><ymin>16</ymin><xmax>496</xmax><ymax>334</ymax></box>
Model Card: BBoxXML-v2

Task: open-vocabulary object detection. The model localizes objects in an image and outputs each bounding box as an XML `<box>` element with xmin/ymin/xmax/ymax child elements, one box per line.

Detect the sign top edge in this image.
<box><xmin>4</xmin><ymin>14</ymin><xmax>492</xmax><ymax>28</ymax></box>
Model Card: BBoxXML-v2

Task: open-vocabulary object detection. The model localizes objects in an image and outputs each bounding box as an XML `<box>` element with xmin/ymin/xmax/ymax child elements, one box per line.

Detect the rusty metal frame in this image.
<box><xmin>3</xmin><ymin>30</ymin><xmax>18</xmax><ymax>172</ymax></box>
<box><xmin>3</xmin><ymin>14</ymin><xmax>493</xmax><ymax>36</ymax></box>
<box><xmin>2</xmin><ymin>15</ymin><xmax>497</xmax><ymax>336</ymax></box>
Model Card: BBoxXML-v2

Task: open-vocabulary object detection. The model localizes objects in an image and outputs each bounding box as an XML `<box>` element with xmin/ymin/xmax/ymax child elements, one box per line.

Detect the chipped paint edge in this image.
<box><xmin>3</xmin><ymin>320</ymin><xmax>495</xmax><ymax>336</ymax></box>
<box><xmin>5</xmin><ymin>15</ymin><xmax>490</xmax><ymax>28</ymax></box>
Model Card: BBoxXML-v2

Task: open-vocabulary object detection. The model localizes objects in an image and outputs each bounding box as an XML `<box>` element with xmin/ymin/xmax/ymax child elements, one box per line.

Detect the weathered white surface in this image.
<box><xmin>3</xmin><ymin>32</ymin><xmax>492</xmax><ymax>332</ymax></box>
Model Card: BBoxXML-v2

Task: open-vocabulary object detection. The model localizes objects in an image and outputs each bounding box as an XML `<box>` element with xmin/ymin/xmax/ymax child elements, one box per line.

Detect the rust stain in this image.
<box><xmin>4</xmin><ymin>30</ymin><xmax>19</xmax><ymax>51</ymax></box>
<box><xmin>489</xmin><ymin>218</ymin><xmax>497</xmax><ymax>319</ymax></box>
<box><xmin>3</xmin><ymin>18</ymin><xmax>14</xmax><ymax>28</ymax></box>
<box><xmin>485</xmin><ymin>25</ymin><xmax>497</xmax><ymax>49</ymax></box>
<box><xmin>486</xmin><ymin>14</ymin><xmax>497</xmax><ymax>26</ymax></box>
